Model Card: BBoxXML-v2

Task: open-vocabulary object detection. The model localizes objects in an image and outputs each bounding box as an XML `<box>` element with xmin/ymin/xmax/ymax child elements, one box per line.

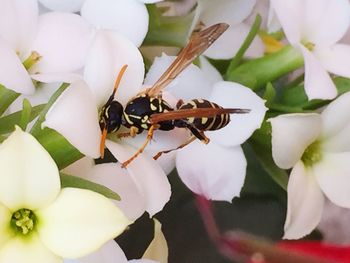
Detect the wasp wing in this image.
<box><xmin>145</xmin><ymin>23</ymin><xmax>229</xmax><ymax>97</ymax></box>
<box><xmin>150</xmin><ymin>107</ymin><xmax>250</xmax><ymax>124</ymax></box>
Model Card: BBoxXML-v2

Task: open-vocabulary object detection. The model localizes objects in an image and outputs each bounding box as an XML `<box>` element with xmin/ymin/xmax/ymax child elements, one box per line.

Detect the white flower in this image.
<box><xmin>269</xmin><ymin>91</ymin><xmax>350</xmax><ymax>239</ymax></box>
<box><xmin>270</xmin><ymin>0</ymin><xmax>350</xmax><ymax>100</ymax></box>
<box><xmin>0</xmin><ymin>127</ymin><xmax>130</xmax><ymax>262</ymax></box>
<box><xmin>193</xmin><ymin>0</ymin><xmax>264</xmax><ymax>59</ymax></box>
<box><xmin>0</xmin><ymin>0</ymin><xmax>93</xmax><ymax>94</ymax></box>
<box><xmin>39</xmin><ymin>0</ymin><xmax>163</xmax><ymax>47</ymax></box>
<box><xmin>145</xmin><ymin>54</ymin><xmax>267</xmax><ymax>201</ymax></box>
<box><xmin>44</xmin><ymin>30</ymin><xmax>173</xmax><ymax>217</ymax></box>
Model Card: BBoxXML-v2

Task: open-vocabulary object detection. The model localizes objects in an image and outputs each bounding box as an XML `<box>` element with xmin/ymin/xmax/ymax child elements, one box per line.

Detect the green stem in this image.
<box><xmin>226</xmin><ymin>14</ymin><xmax>262</xmax><ymax>73</ymax></box>
<box><xmin>143</xmin><ymin>4</ymin><xmax>195</xmax><ymax>47</ymax></box>
<box><xmin>0</xmin><ymin>85</ymin><xmax>19</xmax><ymax>116</ymax></box>
<box><xmin>226</xmin><ymin>45</ymin><xmax>304</xmax><ymax>90</ymax></box>
<box><xmin>19</xmin><ymin>99</ymin><xmax>32</xmax><ymax>131</ymax></box>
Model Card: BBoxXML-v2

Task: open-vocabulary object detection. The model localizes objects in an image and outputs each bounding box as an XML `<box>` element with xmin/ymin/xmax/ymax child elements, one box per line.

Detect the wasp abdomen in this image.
<box><xmin>177</xmin><ymin>99</ymin><xmax>230</xmax><ymax>131</ymax></box>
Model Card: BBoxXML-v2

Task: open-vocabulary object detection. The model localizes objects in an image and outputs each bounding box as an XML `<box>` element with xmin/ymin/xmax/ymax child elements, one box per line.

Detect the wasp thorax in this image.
<box><xmin>99</xmin><ymin>101</ymin><xmax>124</xmax><ymax>133</ymax></box>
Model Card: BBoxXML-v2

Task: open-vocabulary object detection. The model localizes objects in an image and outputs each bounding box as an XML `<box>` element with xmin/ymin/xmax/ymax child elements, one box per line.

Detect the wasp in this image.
<box><xmin>99</xmin><ymin>23</ymin><xmax>250</xmax><ymax>167</ymax></box>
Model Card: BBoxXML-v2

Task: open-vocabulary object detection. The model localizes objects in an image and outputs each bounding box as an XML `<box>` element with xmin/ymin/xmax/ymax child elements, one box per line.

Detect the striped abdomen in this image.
<box><xmin>177</xmin><ymin>99</ymin><xmax>230</xmax><ymax>131</ymax></box>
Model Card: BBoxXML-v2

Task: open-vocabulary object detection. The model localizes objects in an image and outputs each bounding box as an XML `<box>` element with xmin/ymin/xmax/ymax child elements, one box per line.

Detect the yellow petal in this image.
<box><xmin>143</xmin><ymin>219</ymin><xmax>168</xmax><ymax>263</ymax></box>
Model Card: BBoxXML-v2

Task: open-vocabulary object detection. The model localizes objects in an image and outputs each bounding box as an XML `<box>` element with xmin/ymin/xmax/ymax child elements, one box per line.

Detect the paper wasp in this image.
<box><xmin>99</xmin><ymin>23</ymin><xmax>250</xmax><ymax>167</ymax></box>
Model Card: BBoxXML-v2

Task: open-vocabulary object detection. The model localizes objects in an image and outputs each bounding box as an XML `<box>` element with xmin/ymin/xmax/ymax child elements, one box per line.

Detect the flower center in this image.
<box><xmin>301</xmin><ymin>40</ymin><xmax>315</xmax><ymax>51</ymax></box>
<box><xmin>301</xmin><ymin>141</ymin><xmax>322</xmax><ymax>167</ymax></box>
<box><xmin>23</xmin><ymin>51</ymin><xmax>41</xmax><ymax>70</ymax></box>
<box><xmin>11</xmin><ymin>208</ymin><xmax>36</xmax><ymax>235</ymax></box>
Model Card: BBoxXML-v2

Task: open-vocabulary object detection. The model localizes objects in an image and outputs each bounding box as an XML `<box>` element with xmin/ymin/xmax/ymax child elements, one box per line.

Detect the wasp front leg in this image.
<box><xmin>121</xmin><ymin>125</ymin><xmax>156</xmax><ymax>168</ymax></box>
<box><xmin>117</xmin><ymin>126</ymin><xmax>139</xmax><ymax>138</ymax></box>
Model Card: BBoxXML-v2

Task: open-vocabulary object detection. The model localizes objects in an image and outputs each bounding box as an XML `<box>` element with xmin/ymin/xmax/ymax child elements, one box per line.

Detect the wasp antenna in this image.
<box><xmin>112</xmin><ymin>64</ymin><xmax>128</xmax><ymax>98</ymax></box>
<box><xmin>100</xmin><ymin>127</ymin><xmax>108</xmax><ymax>159</ymax></box>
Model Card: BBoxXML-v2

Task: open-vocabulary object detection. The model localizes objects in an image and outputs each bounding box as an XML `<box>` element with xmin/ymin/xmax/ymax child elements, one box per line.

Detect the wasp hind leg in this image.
<box><xmin>121</xmin><ymin>125</ymin><xmax>156</xmax><ymax>168</ymax></box>
<box><xmin>153</xmin><ymin>136</ymin><xmax>196</xmax><ymax>160</ymax></box>
<box><xmin>187</xmin><ymin>125</ymin><xmax>210</xmax><ymax>144</ymax></box>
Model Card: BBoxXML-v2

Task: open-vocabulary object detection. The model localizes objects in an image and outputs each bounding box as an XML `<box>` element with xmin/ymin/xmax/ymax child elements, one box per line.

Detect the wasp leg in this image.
<box><xmin>153</xmin><ymin>136</ymin><xmax>196</xmax><ymax>160</ymax></box>
<box><xmin>117</xmin><ymin>126</ymin><xmax>139</xmax><ymax>138</ymax></box>
<box><xmin>121</xmin><ymin>125</ymin><xmax>156</xmax><ymax>168</ymax></box>
<box><xmin>186</xmin><ymin>124</ymin><xmax>210</xmax><ymax>144</ymax></box>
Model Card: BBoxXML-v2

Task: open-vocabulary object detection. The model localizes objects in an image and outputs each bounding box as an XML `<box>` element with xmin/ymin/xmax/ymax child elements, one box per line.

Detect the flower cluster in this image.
<box><xmin>0</xmin><ymin>0</ymin><xmax>350</xmax><ymax>261</ymax></box>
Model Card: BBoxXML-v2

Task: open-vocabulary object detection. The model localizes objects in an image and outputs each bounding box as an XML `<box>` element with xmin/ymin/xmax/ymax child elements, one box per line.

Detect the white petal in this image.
<box><xmin>299</xmin><ymin>45</ymin><xmax>337</xmax><ymax>100</ymax></box>
<box><xmin>81</xmin><ymin>0</ymin><xmax>148</xmax><ymax>47</ymax></box>
<box><xmin>314</xmin><ymin>44</ymin><xmax>350</xmax><ymax>78</ymax></box>
<box><xmin>321</xmin><ymin>91</ymin><xmax>350</xmax><ymax>151</ymax></box>
<box><xmin>199</xmin><ymin>56</ymin><xmax>222</xmax><ymax>83</ymax></box>
<box><xmin>39</xmin><ymin>0</ymin><xmax>85</xmax><ymax>12</ymax></box>
<box><xmin>176</xmin><ymin>141</ymin><xmax>246</xmax><ymax>201</ymax></box>
<box><xmin>208</xmin><ymin>81</ymin><xmax>267</xmax><ymax>147</ymax></box>
<box><xmin>37</xmin><ymin>188</ymin><xmax>131</xmax><ymax>259</ymax></box>
<box><xmin>204</xmin><ymin>23</ymin><xmax>264</xmax><ymax>60</ymax></box>
<box><xmin>199</xmin><ymin>0</ymin><xmax>256</xmax><ymax>27</ymax></box>
<box><xmin>31</xmin><ymin>72</ymin><xmax>83</xmax><ymax>84</ymax></box>
<box><xmin>143</xmin><ymin>219</ymin><xmax>168</xmax><ymax>263</ymax></box>
<box><xmin>0</xmin><ymin>0</ymin><xmax>38</xmax><ymax>57</ymax></box>
<box><xmin>31</xmin><ymin>12</ymin><xmax>93</xmax><ymax>74</ymax></box>
<box><xmin>106</xmin><ymin>141</ymin><xmax>171</xmax><ymax>216</ymax></box>
<box><xmin>0</xmin><ymin>235</ymin><xmax>61</xmax><ymax>263</ymax></box>
<box><xmin>0</xmin><ymin>39</ymin><xmax>35</xmax><ymax>94</ymax></box>
<box><xmin>129</xmin><ymin>260</ymin><xmax>158</xmax><ymax>263</ymax></box>
<box><xmin>85</xmin><ymin>163</ymin><xmax>146</xmax><ymax>221</ymax></box>
<box><xmin>267</xmin><ymin>3</ymin><xmax>281</xmax><ymax>33</ymax></box>
<box><xmin>303</xmin><ymin>0</ymin><xmax>350</xmax><ymax>46</ymax></box>
<box><xmin>0</xmin><ymin>127</ymin><xmax>60</xmax><ymax>210</ymax></box>
<box><xmin>283</xmin><ymin>161</ymin><xmax>325</xmax><ymax>239</ymax></box>
<box><xmin>43</xmin><ymin>80</ymin><xmax>101</xmax><ymax>158</ymax></box>
<box><xmin>269</xmin><ymin>113</ymin><xmax>321</xmax><ymax>169</ymax></box>
<box><xmin>269</xmin><ymin>0</ymin><xmax>302</xmax><ymax>44</ymax></box>
<box><xmin>84</xmin><ymin>30</ymin><xmax>144</xmax><ymax>107</ymax></box>
<box><xmin>64</xmin><ymin>240</ymin><xmax>128</xmax><ymax>263</ymax></box>
<box><xmin>138</xmin><ymin>0</ymin><xmax>162</xmax><ymax>3</ymax></box>
<box><xmin>313</xmin><ymin>152</ymin><xmax>350</xmax><ymax>208</ymax></box>
<box><xmin>144</xmin><ymin>54</ymin><xmax>213</xmax><ymax>100</ymax></box>
<box><xmin>0</xmin><ymin>204</ymin><xmax>12</xmax><ymax>248</ymax></box>
<box><xmin>62</xmin><ymin>157</ymin><xmax>95</xmax><ymax>179</ymax></box>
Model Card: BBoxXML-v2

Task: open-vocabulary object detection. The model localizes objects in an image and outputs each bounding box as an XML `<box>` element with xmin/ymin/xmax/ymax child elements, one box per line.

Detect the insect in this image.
<box><xmin>99</xmin><ymin>23</ymin><xmax>250</xmax><ymax>167</ymax></box>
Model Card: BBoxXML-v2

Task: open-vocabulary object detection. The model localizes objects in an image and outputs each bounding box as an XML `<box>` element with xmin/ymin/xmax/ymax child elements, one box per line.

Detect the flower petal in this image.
<box><xmin>303</xmin><ymin>0</ymin><xmax>350</xmax><ymax>46</ymax></box>
<box><xmin>144</xmin><ymin>54</ymin><xmax>213</xmax><ymax>100</ymax></box>
<box><xmin>207</xmin><ymin>81</ymin><xmax>267</xmax><ymax>147</ymax></box>
<box><xmin>143</xmin><ymin>219</ymin><xmax>168</xmax><ymax>263</ymax></box>
<box><xmin>0</xmin><ymin>127</ymin><xmax>60</xmax><ymax>210</ymax></box>
<box><xmin>64</xmin><ymin>240</ymin><xmax>128</xmax><ymax>263</ymax></box>
<box><xmin>0</xmin><ymin>39</ymin><xmax>35</xmax><ymax>94</ymax></box>
<box><xmin>0</xmin><ymin>204</ymin><xmax>12</xmax><ymax>248</ymax></box>
<box><xmin>269</xmin><ymin>0</ymin><xmax>302</xmax><ymax>44</ymax></box>
<box><xmin>43</xmin><ymin>80</ymin><xmax>101</xmax><ymax>158</ymax></box>
<box><xmin>269</xmin><ymin>113</ymin><xmax>321</xmax><ymax>169</ymax></box>
<box><xmin>84</xmin><ymin>30</ymin><xmax>145</xmax><ymax>107</ymax></box>
<box><xmin>199</xmin><ymin>0</ymin><xmax>256</xmax><ymax>27</ymax></box>
<box><xmin>31</xmin><ymin>12</ymin><xmax>93</xmax><ymax>74</ymax></box>
<box><xmin>176</xmin><ymin>141</ymin><xmax>247</xmax><ymax>201</ymax></box>
<box><xmin>106</xmin><ymin>141</ymin><xmax>171</xmax><ymax>216</ymax></box>
<box><xmin>284</xmin><ymin>161</ymin><xmax>325</xmax><ymax>239</ymax></box>
<box><xmin>81</xmin><ymin>0</ymin><xmax>148</xmax><ymax>47</ymax></box>
<box><xmin>204</xmin><ymin>23</ymin><xmax>264</xmax><ymax>60</ymax></box>
<box><xmin>299</xmin><ymin>45</ymin><xmax>337</xmax><ymax>100</ymax></box>
<box><xmin>138</xmin><ymin>0</ymin><xmax>163</xmax><ymax>3</ymax></box>
<box><xmin>0</xmin><ymin>235</ymin><xmax>61</xmax><ymax>263</ymax></box>
<box><xmin>37</xmin><ymin>188</ymin><xmax>131</xmax><ymax>259</ymax></box>
<box><xmin>31</xmin><ymin>72</ymin><xmax>83</xmax><ymax>84</ymax></box>
<box><xmin>321</xmin><ymin>91</ymin><xmax>350</xmax><ymax>151</ymax></box>
<box><xmin>0</xmin><ymin>0</ymin><xmax>38</xmax><ymax>57</ymax></box>
<box><xmin>85</xmin><ymin>163</ymin><xmax>146</xmax><ymax>221</ymax></box>
<box><xmin>129</xmin><ymin>260</ymin><xmax>158</xmax><ymax>263</ymax></box>
<box><xmin>314</xmin><ymin>44</ymin><xmax>350</xmax><ymax>78</ymax></box>
<box><xmin>199</xmin><ymin>56</ymin><xmax>222</xmax><ymax>83</ymax></box>
<box><xmin>313</xmin><ymin>152</ymin><xmax>350</xmax><ymax>208</ymax></box>
<box><xmin>38</xmin><ymin>0</ymin><xmax>85</xmax><ymax>12</ymax></box>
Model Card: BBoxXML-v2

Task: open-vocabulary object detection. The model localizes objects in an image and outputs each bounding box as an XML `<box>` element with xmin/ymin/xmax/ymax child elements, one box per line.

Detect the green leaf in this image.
<box><xmin>249</xmin><ymin>122</ymin><xmax>288</xmax><ymax>191</ymax></box>
<box><xmin>19</xmin><ymin>99</ymin><xmax>32</xmax><ymax>131</ymax></box>
<box><xmin>144</xmin><ymin>4</ymin><xmax>194</xmax><ymax>47</ymax></box>
<box><xmin>0</xmin><ymin>104</ymin><xmax>45</xmax><ymax>134</ymax></box>
<box><xmin>0</xmin><ymin>85</ymin><xmax>19</xmax><ymax>116</ymax></box>
<box><xmin>60</xmin><ymin>173</ymin><xmax>120</xmax><ymax>201</ymax></box>
<box><xmin>226</xmin><ymin>14</ymin><xmax>262</xmax><ymax>73</ymax></box>
<box><xmin>263</xmin><ymin>82</ymin><xmax>276</xmax><ymax>106</ymax></box>
<box><xmin>30</xmin><ymin>83</ymin><xmax>69</xmax><ymax>136</ymax></box>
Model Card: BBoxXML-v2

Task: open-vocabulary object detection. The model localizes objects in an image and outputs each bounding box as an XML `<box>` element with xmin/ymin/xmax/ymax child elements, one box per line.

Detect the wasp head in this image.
<box><xmin>99</xmin><ymin>100</ymin><xmax>124</xmax><ymax>133</ymax></box>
